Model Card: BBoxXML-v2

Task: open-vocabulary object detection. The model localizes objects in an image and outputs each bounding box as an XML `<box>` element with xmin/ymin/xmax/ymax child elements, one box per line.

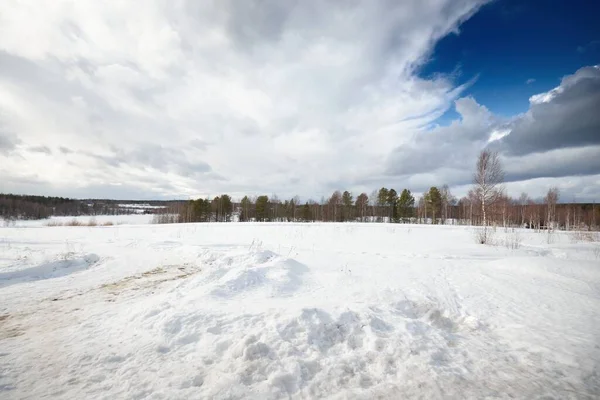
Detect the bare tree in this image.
<box><xmin>518</xmin><ymin>192</ymin><xmax>530</xmax><ymax>227</ymax></box>
<box><xmin>545</xmin><ymin>187</ymin><xmax>560</xmax><ymax>229</ymax></box>
<box><xmin>473</xmin><ymin>150</ymin><xmax>504</xmax><ymax>243</ymax></box>
<box><xmin>440</xmin><ymin>184</ymin><xmax>456</xmax><ymax>224</ymax></box>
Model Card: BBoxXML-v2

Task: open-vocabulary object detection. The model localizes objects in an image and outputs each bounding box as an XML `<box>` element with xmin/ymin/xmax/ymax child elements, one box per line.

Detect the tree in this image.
<box><xmin>355</xmin><ymin>193</ymin><xmax>369</xmax><ymax>222</ymax></box>
<box><xmin>255</xmin><ymin>195</ymin><xmax>269</xmax><ymax>222</ymax></box>
<box><xmin>377</xmin><ymin>188</ymin><xmax>389</xmax><ymax>222</ymax></box>
<box><xmin>440</xmin><ymin>185</ymin><xmax>456</xmax><ymax>224</ymax></box>
<box><xmin>397</xmin><ymin>189</ymin><xmax>415</xmax><ymax>222</ymax></box>
<box><xmin>328</xmin><ymin>191</ymin><xmax>342</xmax><ymax>222</ymax></box>
<box><xmin>545</xmin><ymin>187</ymin><xmax>560</xmax><ymax>229</ymax></box>
<box><xmin>427</xmin><ymin>187</ymin><xmax>442</xmax><ymax>224</ymax></box>
<box><xmin>473</xmin><ymin>150</ymin><xmax>504</xmax><ymax>230</ymax></box>
<box><xmin>219</xmin><ymin>194</ymin><xmax>233</xmax><ymax>222</ymax></box>
<box><xmin>240</xmin><ymin>196</ymin><xmax>252</xmax><ymax>222</ymax></box>
<box><xmin>519</xmin><ymin>192</ymin><xmax>530</xmax><ymax>227</ymax></box>
<box><xmin>387</xmin><ymin>189</ymin><xmax>398</xmax><ymax>223</ymax></box>
<box><xmin>342</xmin><ymin>191</ymin><xmax>354</xmax><ymax>222</ymax></box>
<box><xmin>302</xmin><ymin>202</ymin><xmax>311</xmax><ymax>222</ymax></box>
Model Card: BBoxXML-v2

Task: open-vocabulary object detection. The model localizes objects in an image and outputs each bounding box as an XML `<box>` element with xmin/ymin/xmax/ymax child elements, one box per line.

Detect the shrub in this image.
<box><xmin>45</xmin><ymin>220</ymin><xmax>63</xmax><ymax>227</ymax></box>
<box><xmin>474</xmin><ymin>226</ymin><xmax>495</xmax><ymax>245</ymax></box>
<box><xmin>152</xmin><ymin>214</ymin><xmax>179</xmax><ymax>224</ymax></box>
<box><xmin>571</xmin><ymin>230</ymin><xmax>599</xmax><ymax>243</ymax></box>
<box><xmin>504</xmin><ymin>229</ymin><xmax>522</xmax><ymax>249</ymax></box>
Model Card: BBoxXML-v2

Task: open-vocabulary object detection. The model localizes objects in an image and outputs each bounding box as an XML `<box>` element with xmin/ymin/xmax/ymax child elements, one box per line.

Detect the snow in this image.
<box><xmin>118</xmin><ymin>204</ymin><xmax>166</xmax><ymax>209</ymax></box>
<box><xmin>8</xmin><ymin>214</ymin><xmax>154</xmax><ymax>227</ymax></box>
<box><xmin>0</xmin><ymin>223</ymin><xmax>599</xmax><ymax>399</ymax></box>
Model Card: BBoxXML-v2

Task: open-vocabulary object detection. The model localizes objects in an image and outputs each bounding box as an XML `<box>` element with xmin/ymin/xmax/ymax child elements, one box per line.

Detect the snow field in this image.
<box><xmin>5</xmin><ymin>213</ymin><xmax>154</xmax><ymax>228</ymax></box>
<box><xmin>0</xmin><ymin>223</ymin><xmax>599</xmax><ymax>399</ymax></box>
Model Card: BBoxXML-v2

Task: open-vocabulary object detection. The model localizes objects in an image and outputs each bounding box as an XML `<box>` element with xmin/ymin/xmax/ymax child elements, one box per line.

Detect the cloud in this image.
<box><xmin>0</xmin><ymin>0</ymin><xmax>490</xmax><ymax>199</ymax></box>
<box><xmin>496</xmin><ymin>65</ymin><xmax>600</xmax><ymax>155</ymax></box>
<box><xmin>0</xmin><ymin>131</ymin><xmax>19</xmax><ymax>154</ymax></box>
<box><xmin>28</xmin><ymin>145</ymin><xmax>52</xmax><ymax>154</ymax></box>
<box><xmin>526</xmin><ymin>78</ymin><xmax>535</xmax><ymax>84</ymax></box>
<box><xmin>384</xmin><ymin>65</ymin><xmax>600</xmax><ymax>200</ymax></box>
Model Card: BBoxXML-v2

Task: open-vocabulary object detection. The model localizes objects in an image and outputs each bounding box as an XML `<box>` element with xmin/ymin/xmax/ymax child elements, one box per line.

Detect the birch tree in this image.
<box><xmin>473</xmin><ymin>150</ymin><xmax>504</xmax><ymax>243</ymax></box>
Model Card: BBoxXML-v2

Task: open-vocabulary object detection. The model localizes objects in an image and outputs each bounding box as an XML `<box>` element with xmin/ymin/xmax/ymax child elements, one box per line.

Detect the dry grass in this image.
<box><xmin>45</xmin><ymin>218</ymin><xmax>116</xmax><ymax>227</ymax></box>
<box><xmin>570</xmin><ymin>230</ymin><xmax>599</xmax><ymax>243</ymax></box>
<box><xmin>152</xmin><ymin>214</ymin><xmax>179</xmax><ymax>224</ymax></box>
<box><xmin>44</xmin><ymin>220</ymin><xmax>63</xmax><ymax>227</ymax></box>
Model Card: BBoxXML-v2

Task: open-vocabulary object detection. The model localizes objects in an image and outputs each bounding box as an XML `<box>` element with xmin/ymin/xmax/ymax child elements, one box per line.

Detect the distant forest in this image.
<box><xmin>0</xmin><ymin>194</ymin><xmax>175</xmax><ymax>220</ymax></box>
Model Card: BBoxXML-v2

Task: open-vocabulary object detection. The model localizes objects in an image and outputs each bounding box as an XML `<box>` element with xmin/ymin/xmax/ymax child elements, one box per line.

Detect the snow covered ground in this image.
<box><xmin>0</xmin><ymin>222</ymin><xmax>599</xmax><ymax>399</ymax></box>
<box><xmin>8</xmin><ymin>214</ymin><xmax>154</xmax><ymax>227</ymax></box>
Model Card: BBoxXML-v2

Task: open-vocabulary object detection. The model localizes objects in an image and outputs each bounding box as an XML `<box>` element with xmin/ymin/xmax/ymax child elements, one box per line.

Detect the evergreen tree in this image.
<box><xmin>387</xmin><ymin>189</ymin><xmax>398</xmax><ymax>223</ymax></box>
<box><xmin>397</xmin><ymin>189</ymin><xmax>415</xmax><ymax>222</ymax></box>
<box><xmin>377</xmin><ymin>187</ymin><xmax>389</xmax><ymax>222</ymax></box>
<box><xmin>302</xmin><ymin>202</ymin><xmax>311</xmax><ymax>222</ymax></box>
<box><xmin>342</xmin><ymin>191</ymin><xmax>354</xmax><ymax>222</ymax></box>
<box><xmin>240</xmin><ymin>196</ymin><xmax>252</xmax><ymax>222</ymax></box>
<box><xmin>427</xmin><ymin>187</ymin><xmax>442</xmax><ymax>224</ymax></box>
<box><xmin>255</xmin><ymin>195</ymin><xmax>269</xmax><ymax>222</ymax></box>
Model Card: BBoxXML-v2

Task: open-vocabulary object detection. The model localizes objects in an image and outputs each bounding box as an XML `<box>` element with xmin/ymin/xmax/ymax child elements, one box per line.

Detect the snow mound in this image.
<box><xmin>210</xmin><ymin>250</ymin><xmax>308</xmax><ymax>298</ymax></box>
<box><xmin>0</xmin><ymin>253</ymin><xmax>100</xmax><ymax>288</ymax></box>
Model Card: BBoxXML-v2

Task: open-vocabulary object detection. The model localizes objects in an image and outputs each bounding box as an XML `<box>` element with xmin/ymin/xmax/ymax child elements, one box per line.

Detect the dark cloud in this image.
<box><xmin>28</xmin><ymin>146</ymin><xmax>52</xmax><ymax>154</ymax></box>
<box><xmin>504</xmin><ymin>146</ymin><xmax>600</xmax><ymax>182</ymax></box>
<box><xmin>59</xmin><ymin>146</ymin><xmax>73</xmax><ymax>154</ymax></box>
<box><xmin>0</xmin><ymin>131</ymin><xmax>20</xmax><ymax>154</ymax></box>
<box><xmin>494</xmin><ymin>66</ymin><xmax>600</xmax><ymax>156</ymax></box>
<box><xmin>82</xmin><ymin>145</ymin><xmax>212</xmax><ymax>177</ymax></box>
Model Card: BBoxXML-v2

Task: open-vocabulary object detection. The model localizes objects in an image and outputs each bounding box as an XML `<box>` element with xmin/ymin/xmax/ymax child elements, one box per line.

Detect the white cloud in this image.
<box><xmin>0</xmin><ymin>0</ymin><xmax>490</xmax><ymax>199</ymax></box>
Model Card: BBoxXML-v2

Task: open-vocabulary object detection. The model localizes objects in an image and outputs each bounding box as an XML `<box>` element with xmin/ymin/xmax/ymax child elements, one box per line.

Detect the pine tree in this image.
<box><xmin>240</xmin><ymin>196</ymin><xmax>252</xmax><ymax>222</ymax></box>
<box><xmin>342</xmin><ymin>191</ymin><xmax>354</xmax><ymax>222</ymax></box>
<box><xmin>377</xmin><ymin>188</ymin><xmax>389</xmax><ymax>222</ymax></box>
<box><xmin>302</xmin><ymin>202</ymin><xmax>311</xmax><ymax>222</ymax></box>
<box><xmin>255</xmin><ymin>196</ymin><xmax>269</xmax><ymax>222</ymax></box>
<box><xmin>427</xmin><ymin>187</ymin><xmax>442</xmax><ymax>224</ymax></box>
<box><xmin>355</xmin><ymin>193</ymin><xmax>369</xmax><ymax>222</ymax></box>
<box><xmin>387</xmin><ymin>189</ymin><xmax>398</xmax><ymax>223</ymax></box>
<box><xmin>397</xmin><ymin>189</ymin><xmax>415</xmax><ymax>222</ymax></box>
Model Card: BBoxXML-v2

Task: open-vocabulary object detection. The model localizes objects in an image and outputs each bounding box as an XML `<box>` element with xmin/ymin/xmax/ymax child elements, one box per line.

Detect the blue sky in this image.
<box><xmin>421</xmin><ymin>0</ymin><xmax>600</xmax><ymax>123</ymax></box>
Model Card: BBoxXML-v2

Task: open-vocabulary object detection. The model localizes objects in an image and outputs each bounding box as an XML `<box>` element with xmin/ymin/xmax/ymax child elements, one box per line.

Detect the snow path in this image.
<box><xmin>0</xmin><ymin>223</ymin><xmax>599</xmax><ymax>399</ymax></box>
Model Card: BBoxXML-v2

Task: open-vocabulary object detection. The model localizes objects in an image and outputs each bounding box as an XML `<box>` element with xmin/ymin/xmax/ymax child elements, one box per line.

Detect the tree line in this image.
<box><xmin>168</xmin><ymin>150</ymin><xmax>599</xmax><ymax>232</ymax></box>
<box><xmin>0</xmin><ymin>194</ymin><xmax>170</xmax><ymax>220</ymax></box>
<box><xmin>3</xmin><ymin>150</ymin><xmax>599</xmax><ymax>231</ymax></box>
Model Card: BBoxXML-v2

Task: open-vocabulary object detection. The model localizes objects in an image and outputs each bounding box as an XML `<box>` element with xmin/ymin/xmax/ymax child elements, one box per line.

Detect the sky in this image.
<box><xmin>0</xmin><ymin>0</ymin><xmax>599</xmax><ymax>202</ymax></box>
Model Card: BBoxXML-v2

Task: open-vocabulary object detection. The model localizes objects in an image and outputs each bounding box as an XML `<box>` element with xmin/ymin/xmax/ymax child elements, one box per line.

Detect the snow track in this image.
<box><xmin>0</xmin><ymin>223</ymin><xmax>599</xmax><ymax>399</ymax></box>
